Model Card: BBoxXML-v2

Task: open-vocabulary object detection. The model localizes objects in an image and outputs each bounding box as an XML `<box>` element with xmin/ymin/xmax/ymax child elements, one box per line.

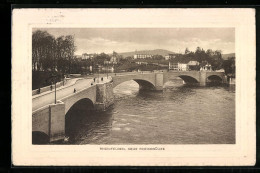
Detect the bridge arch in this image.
<box><xmin>62</xmin><ymin>86</ymin><xmax>96</xmax><ymax>115</ymax></box>
<box><xmin>178</xmin><ymin>75</ymin><xmax>199</xmax><ymax>84</ymax></box>
<box><xmin>133</xmin><ymin>79</ymin><xmax>156</xmax><ymax>90</ymax></box>
<box><xmin>207</xmin><ymin>75</ymin><xmax>223</xmax><ymax>81</ymax></box>
<box><xmin>65</xmin><ymin>98</ymin><xmax>94</xmax><ymax>117</ymax></box>
<box><xmin>207</xmin><ymin>75</ymin><xmax>223</xmax><ymax>83</ymax></box>
<box><xmin>32</xmin><ymin>131</ymin><xmax>49</xmax><ymax>144</ymax></box>
<box><xmin>113</xmin><ymin>76</ymin><xmax>156</xmax><ymax>90</ymax></box>
<box><xmin>65</xmin><ymin>98</ymin><xmax>94</xmax><ymax>138</ymax></box>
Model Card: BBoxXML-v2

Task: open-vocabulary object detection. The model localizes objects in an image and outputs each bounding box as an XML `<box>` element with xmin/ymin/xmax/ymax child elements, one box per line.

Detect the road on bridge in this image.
<box><xmin>32</xmin><ymin>71</ymin><xmax>159</xmax><ymax>112</ymax></box>
<box><xmin>32</xmin><ymin>76</ymin><xmax>111</xmax><ymax>111</ymax></box>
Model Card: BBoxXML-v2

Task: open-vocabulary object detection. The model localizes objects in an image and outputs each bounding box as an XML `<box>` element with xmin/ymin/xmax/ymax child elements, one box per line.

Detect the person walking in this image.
<box><xmin>74</xmin><ymin>88</ymin><xmax>76</xmax><ymax>93</ymax></box>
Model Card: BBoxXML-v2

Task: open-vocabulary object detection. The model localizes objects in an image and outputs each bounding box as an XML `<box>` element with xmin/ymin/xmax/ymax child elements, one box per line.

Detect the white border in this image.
<box><xmin>12</xmin><ymin>8</ymin><xmax>256</xmax><ymax>166</ymax></box>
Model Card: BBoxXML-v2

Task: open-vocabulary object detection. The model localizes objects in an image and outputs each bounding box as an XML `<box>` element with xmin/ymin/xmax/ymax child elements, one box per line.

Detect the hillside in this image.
<box><xmin>222</xmin><ymin>53</ymin><xmax>235</xmax><ymax>60</ymax></box>
<box><xmin>118</xmin><ymin>49</ymin><xmax>176</xmax><ymax>57</ymax></box>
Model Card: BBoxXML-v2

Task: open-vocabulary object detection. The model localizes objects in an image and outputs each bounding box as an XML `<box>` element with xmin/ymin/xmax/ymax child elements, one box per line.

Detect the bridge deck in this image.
<box><xmin>32</xmin><ymin>77</ymin><xmax>111</xmax><ymax>112</ymax></box>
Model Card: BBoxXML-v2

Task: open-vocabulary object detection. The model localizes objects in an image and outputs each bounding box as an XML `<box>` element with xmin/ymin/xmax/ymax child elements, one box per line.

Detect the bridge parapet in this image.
<box><xmin>61</xmin><ymin>85</ymin><xmax>96</xmax><ymax>114</ymax></box>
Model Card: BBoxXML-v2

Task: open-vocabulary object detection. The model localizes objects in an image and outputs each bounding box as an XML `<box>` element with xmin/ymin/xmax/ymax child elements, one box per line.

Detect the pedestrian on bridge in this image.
<box><xmin>50</xmin><ymin>85</ymin><xmax>53</xmax><ymax>91</ymax></box>
<box><xmin>74</xmin><ymin>88</ymin><xmax>76</xmax><ymax>93</ymax></box>
<box><xmin>38</xmin><ymin>88</ymin><xmax>41</xmax><ymax>94</ymax></box>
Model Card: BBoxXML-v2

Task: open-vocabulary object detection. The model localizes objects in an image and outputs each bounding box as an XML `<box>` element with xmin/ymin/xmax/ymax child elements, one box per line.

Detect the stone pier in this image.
<box><xmin>94</xmin><ymin>81</ymin><xmax>114</xmax><ymax>111</ymax></box>
<box><xmin>32</xmin><ymin>100</ymin><xmax>65</xmax><ymax>143</ymax></box>
<box><xmin>155</xmin><ymin>73</ymin><xmax>164</xmax><ymax>90</ymax></box>
<box><xmin>199</xmin><ymin>71</ymin><xmax>207</xmax><ymax>86</ymax></box>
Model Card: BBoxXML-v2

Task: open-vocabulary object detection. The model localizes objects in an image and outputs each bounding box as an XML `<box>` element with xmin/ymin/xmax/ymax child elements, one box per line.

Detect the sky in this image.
<box><xmin>33</xmin><ymin>28</ymin><xmax>235</xmax><ymax>55</ymax></box>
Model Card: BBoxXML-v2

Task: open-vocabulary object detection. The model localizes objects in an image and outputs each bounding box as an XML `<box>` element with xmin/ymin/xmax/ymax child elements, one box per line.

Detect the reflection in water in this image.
<box><xmin>63</xmin><ymin>79</ymin><xmax>235</xmax><ymax>145</ymax></box>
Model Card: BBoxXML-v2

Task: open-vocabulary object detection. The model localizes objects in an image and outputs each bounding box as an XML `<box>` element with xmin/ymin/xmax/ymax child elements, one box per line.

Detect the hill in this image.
<box><xmin>118</xmin><ymin>49</ymin><xmax>176</xmax><ymax>57</ymax></box>
<box><xmin>222</xmin><ymin>53</ymin><xmax>235</xmax><ymax>60</ymax></box>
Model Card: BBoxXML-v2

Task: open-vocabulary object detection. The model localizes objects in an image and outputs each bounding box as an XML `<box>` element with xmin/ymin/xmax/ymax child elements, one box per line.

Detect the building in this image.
<box><xmin>104</xmin><ymin>56</ymin><xmax>118</xmax><ymax>65</ymax></box>
<box><xmin>187</xmin><ymin>60</ymin><xmax>200</xmax><ymax>71</ymax></box>
<box><xmin>168</xmin><ymin>62</ymin><xmax>178</xmax><ymax>70</ymax></box>
<box><xmin>136</xmin><ymin>61</ymin><xmax>148</xmax><ymax>65</ymax></box>
<box><xmin>165</xmin><ymin>54</ymin><xmax>176</xmax><ymax>60</ymax></box>
<box><xmin>187</xmin><ymin>60</ymin><xmax>199</xmax><ymax>66</ymax></box>
<box><xmin>75</xmin><ymin>55</ymin><xmax>82</xmax><ymax>59</ymax></box>
<box><xmin>133</xmin><ymin>54</ymin><xmax>153</xmax><ymax>59</ymax></box>
<box><xmin>178</xmin><ymin>63</ymin><xmax>189</xmax><ymax>71</ymax></box>
<box><xmin>82</xmin><ymin>53</ymin><xmax>95</xmax><ymax>60</ymax></box>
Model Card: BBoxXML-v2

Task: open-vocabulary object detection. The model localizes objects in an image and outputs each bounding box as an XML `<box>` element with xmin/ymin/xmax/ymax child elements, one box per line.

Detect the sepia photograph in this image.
<box><xmin>12</xmin><ymin>8</ymin><xmax>255</xmax><ymax>166</ymax></box>
<box><xmin>32</xmin><ymin>28</ymin><xmax>236</xmax><ymax>145</ymax></box>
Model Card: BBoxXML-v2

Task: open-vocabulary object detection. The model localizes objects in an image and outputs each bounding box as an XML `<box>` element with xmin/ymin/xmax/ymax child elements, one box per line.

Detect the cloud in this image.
<box><xmin>39</xmin><ymin>28</ymin><xmax>235</xmax><ymax>55</ymax></box>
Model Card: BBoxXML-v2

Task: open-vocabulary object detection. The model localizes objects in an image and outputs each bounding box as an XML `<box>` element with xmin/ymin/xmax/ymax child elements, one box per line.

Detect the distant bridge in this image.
<box><xmin>32</xmin><ymin>71</ymin><xmax>226</xmax><ymax>143</ymax></box>
<box><xmin>112</xmin><ymin>71</ymin><xmax>226</xmax><ymax>90</ymax></box>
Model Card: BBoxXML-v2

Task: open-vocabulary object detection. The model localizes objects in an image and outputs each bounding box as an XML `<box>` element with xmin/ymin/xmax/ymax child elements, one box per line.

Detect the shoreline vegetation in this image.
<box><xmin>32</xmin><ymin>30</ymin><xmax>235</xmax><ymax>90</ymax></box>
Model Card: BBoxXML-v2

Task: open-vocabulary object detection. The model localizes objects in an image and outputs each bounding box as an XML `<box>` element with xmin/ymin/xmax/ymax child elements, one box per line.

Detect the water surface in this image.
<box><xmin>66</xmin><ymin>79</ymin><xmax>235</xmax><ymax>144</ymax></box>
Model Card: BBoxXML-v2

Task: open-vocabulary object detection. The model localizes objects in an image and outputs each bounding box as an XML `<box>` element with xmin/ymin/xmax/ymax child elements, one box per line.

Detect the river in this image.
<box><xmin>64</xmin><ymin>79</ymin><xmax>235</xmax><ymax>144</ymax></box>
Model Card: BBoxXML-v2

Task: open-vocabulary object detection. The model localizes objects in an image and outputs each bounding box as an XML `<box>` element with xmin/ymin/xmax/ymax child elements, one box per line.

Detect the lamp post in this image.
<box><xmin>55</xmin><ymin>79</ymin><xmax>56</xmax><ymax>104</ymax></box>
<box><xmin>97</xmin><ymin>65</ymin><xmax>99</xmax><ymax>83</ymax></box>
<box><xmin>106</xmin><ymin>62</ymin><xmax>108</xmax><ymax>79</ymax></box>
<box><xmin>51</xmin><ymin>74</ymin><xmax>57</xmax><ymax>104</ymax></box>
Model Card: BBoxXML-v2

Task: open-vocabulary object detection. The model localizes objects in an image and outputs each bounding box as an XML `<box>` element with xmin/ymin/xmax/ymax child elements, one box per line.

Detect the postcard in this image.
<box><xmin>12</xmin><ymin>8</ymin><xmax>255</xmax><ymax>166</ymax></box>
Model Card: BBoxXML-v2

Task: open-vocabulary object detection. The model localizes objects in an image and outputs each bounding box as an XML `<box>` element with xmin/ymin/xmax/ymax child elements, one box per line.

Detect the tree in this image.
<box><xmin>32</xmin><ymin>30</ymin><xmax>76</xmax><ymax>74</ymax></box>
<box><xmin>64</xmin><ymin>35</ymin><xmax>76</xmax><ymax>74</ymax></box>
<box><xmin>32</xmin><ymin>30</ymin><xmax>56</xmax><ymax>71</ymax></box>
<box><xmin>152</xmin><ymin>55</ymin><xmax>164</xmax><ymax>60</ymax></box>
<box><xmin>206</xmin><ymin>49</ymin><xmax>213</xmax><ymax>56</ymax></box>
<box><xmin>55</xmin><ymin>35</ymin><xmax>76</xmax><ymax>74</ymax></box>
<box><xmin>94</xmin><ymin>53</ymin><xmax>110</xmax><ymax>65</ymax></box>
<box><xmin>195</xmin><ymin>47</ymin><xmax>202</xmax><ymax>54</ymax></box>
<box><xmin>185</xmin><ymin>48</ymin><xmax>190</xmax><ymax>54</ymax></box>
<box><xmin>223</xmin><ymin>57</ymin><xmax>235</xmax><ymax>76</ymax></box>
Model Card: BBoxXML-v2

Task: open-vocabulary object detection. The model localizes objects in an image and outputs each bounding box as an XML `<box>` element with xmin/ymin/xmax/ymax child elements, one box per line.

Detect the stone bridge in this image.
<box><xmin>32</xmin><ymin>79</ymin><xmax>114</xmax><ymax>143</ymax></box>
<box><xmin>112</xmin><ymin>71</ymin><xmax>226</xmax><ymax>90</ymax></box>
<box><xmin>32</xmin><ymin>71</ymin><xmax>225</xmax><ymax>143</ymax></box>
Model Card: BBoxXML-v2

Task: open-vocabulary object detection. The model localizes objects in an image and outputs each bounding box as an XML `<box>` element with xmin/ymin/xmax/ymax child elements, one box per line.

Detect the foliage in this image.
<box><xmin>32</xmin><ymin>30</ymin><xmax>56</xmax><ymax>71</ymax></box>
<box><xmin>94</xmin><ymin>52</ymin><xmax>110</xmax><ymax>65</ymax></box>
<box><xmin>170</xmin><ymin>47</ymin><xmax>224</xmax><ymax>70</ymax></box>
<box><xmin>32</xmin><ymin>30</ymin><xmax>76</xmax><ymax>74</ymax></box>
<box><xmin>222</xmin><ymin>57</ymin><xmax>235</xmax><ymax>76</ymax></box>
<box><xmin>32</xmin><ymin>71</ymin><xmax>63</xmax><ymax>90</ymax></box>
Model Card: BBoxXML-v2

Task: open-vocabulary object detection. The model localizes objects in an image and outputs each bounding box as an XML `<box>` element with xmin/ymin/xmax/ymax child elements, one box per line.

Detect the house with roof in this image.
<box><xmin>187</xmin><ymin>60</ymin><xmax>200</xmax><ymax>71</ymax></box>
<box><xmin>168</xmin><ymin>62</ymin><xmax>178</xmax><ymax>70</ymax></box>
<box><xmin>177</xmin><ymin>63</ymin><xmax>189</xmax><ymax>71</ymax></box>
<box><xmin>82</xmin><ymin>53</ymin><xmax>95</xmax><ymax>60</ymax></box>
<box><xmin>165</xmin><ymin>54</ymin><xmax>176</xmax><ymax>60</ymax></box>
<box><xmin>133</xmin><ymin>54</ymin><xmax>153</xmax><ymax>59</ymax></box>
